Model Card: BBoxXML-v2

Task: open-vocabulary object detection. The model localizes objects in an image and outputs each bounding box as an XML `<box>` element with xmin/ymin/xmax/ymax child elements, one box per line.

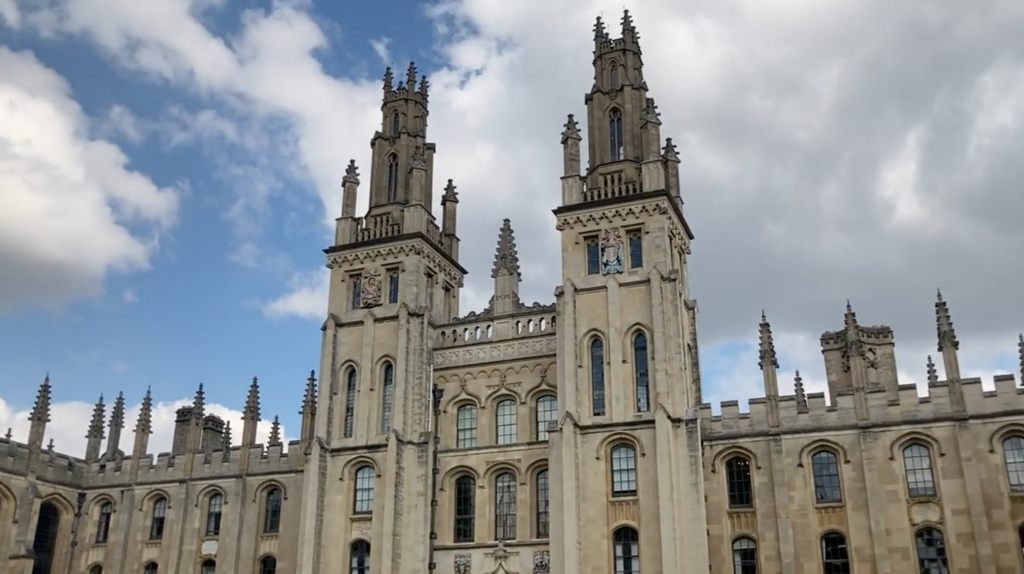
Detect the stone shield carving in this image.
<box><xmin>600</xmin><ymin>227</ymin><xmax>624</xmax><ymax>275</ymax></box>
<box><xmin>532</xmin><ymin>550</ymin><xmax>550</xmax><ymax>573</ymax></box>
<box><xmin>360</xmin><ymin>267</ymin><xmax>384</xmax><ymax>308</ymax></box>
<box><xmin>454</xmin><ymin>554</ymin><xmax>471</xmax><ymax>574</ymax></box>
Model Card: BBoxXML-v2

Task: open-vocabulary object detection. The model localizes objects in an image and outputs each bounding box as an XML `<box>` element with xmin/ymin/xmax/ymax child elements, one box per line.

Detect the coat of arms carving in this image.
<box><xmin>600</xmin><ymin>227</ymin><xmax>624</xmax><ymax>275</ymax></box>
<box><xmin>360</xmin><ymin>267</ymin><xmax>384</xmax><ymax>308</ymax></box>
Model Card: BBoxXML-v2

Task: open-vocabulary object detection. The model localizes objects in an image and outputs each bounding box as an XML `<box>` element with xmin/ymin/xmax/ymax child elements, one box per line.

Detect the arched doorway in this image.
<box><xmin>32</xmin><ymin>502</ymin><xmax>60</xmax><ymax>574</ymax></box>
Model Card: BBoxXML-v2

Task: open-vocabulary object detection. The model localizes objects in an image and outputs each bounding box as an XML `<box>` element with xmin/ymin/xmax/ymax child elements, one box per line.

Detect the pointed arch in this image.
<box><xmin>608</xmin><ymin>60</ymin><xmax>620</xmax><ymax>90</ymax></box>
<box><xmin>441</xmin><ymin>383</ymin><xmax>483</xmax><ymax>414</ymax></box>
<box><xmin>253</xmin><ymin>479</ymin><xmax>288</xmax><ymax>502</ymax></box>
<box><xmin>0</xmin><ymin>481</ymin><xmax>16</xmax><ymax>517</ymax></box>
<box><xmin>193</xmin><ymin>485</ymin><xmax>226</xmax><ymax>508</ymax></box>
<box><xmin>89</xmin><ymin>493</ymin><xmax>117</xmax><ymax>513</ymax></box>
<box><xmin>595</xmin><ymin>432</ymin><xmax>646</xmax><ymax>460</ymax></box>
<box><xmin>440</xmin><ymin>465</ymin><xmax>480</xmax><ymax>492</ymax></box>
<box><xmin>40</xmin><ymin>492</ymin><xmax>76</xmax><ymax>520</ymax></box>
<box><xmin>890</xmin><ymin>431</ymin><xmax>944</xmax><ymax>460</ymax></box>
<box><xmin>337</xmin><ymin>359</ymin><xmax>361</xmax><ymax>379</ymax></box>
<box><xmin>386</xmin><ymin>154</ymin><xmax>399</xmax><ymax>202</ymax></box>
<box><xmin>370</xmin><ymin>355</ymin><xmax>396</xmax><ymax>390</ymax></box>
<box><xmin>340</xmin><ymin>456</ymin><xmax>381</xmax><ymax>480</ymax></box>
<box><xmin>483</xmin><ymin>462</ymin><xmax>521</xmax><ymax>485</ymax></box>
<box><xmin>379</xmin><ymin>360</ymin><xmax>395</xmax><ymax>434</ymax></box>
<box><xmin>710</xmin><ymin>445</ymin><xmax>761</xmax><ymax>473</ymax></box>
<box><xmin>797</xmin><ymin>439</ymin><xmax>851</xmax><ymax>467</ymax></box>
<box><xmin>137</xmin><ymin>489</ymin><xmax>172</xmax><ymax>512</ymax></box>
<box><xmin>609</xmin><ymin>107</ymin><xmax>624</xmax><ymax>161</ymax></box>
<box><xmin>989</xmin><ymin>422</ymin><xmax>1024</xmax><ymax>453</ymax></box>
<box><xmin>390</xmin><ymin>110</ymin><xmax>400</xmax><ymax>136</ymax></box>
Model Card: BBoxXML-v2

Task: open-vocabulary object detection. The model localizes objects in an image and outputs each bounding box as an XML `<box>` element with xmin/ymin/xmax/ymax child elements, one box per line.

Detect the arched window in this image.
<box><xmin>353</xmin><ymin>466</ymin><xmax>375</xmax><ymax>514</ymax></box>
<box><xmin>143</xmin><ymin>562</ymin><xmax>158</xmax><ymax>574</ymax></box>
<box><xmin>494</xmin><ymin>472</ymin><xmax>517</xmax><ymax>540</ymax></box>
<box><xmin>811</xmin><ymin>450</ymin><xmax>843</xmax><ymax>504</ymax></box>
<box><xmin>820</xmin><ymin>532</ymin><xmax>851</xmax><ymax>574</ymax></box>
<box><xmin>902</xmin><ymin>443</ymin><xmax>937</xmax><ymax>498</ymax></box>
<box><xmin>31</xmin><ymin>502</ymin><xmax>60</xmax><ymax>574</ymax></box>
<box><xmin>633</xmin><ymin>332</ymin><xmax>650</xmax><ymax>412</ymax></box>
<box><xmin>535</xmin><ymin>395</ymin><xmax>557</xmax><ymax>441</ymax></box>
<box><xmin>205</xmin><ymin>493</ymin><xmax>222</xmax><ymax>536</ymax></box>
<box><xmin>914</xmin><ymin>527</ymin><xmax>948</xmax><ymax>572</ymax></box>
<box><xmin>386</xmin><ymin>155</ymin><xmax>399</xmax><ymax>202</ymax></box>
<box><xmin>585</xmin><ymin>237</ymin><xmax>600</xmax><ymax>275</ymax></box>
<box><xmin>732</xmin><ymin>537</ymin><xmax>758</xmax><ymax>574</ymax></box>
<box><xmin>343</xmin><ymin>368</ymin><xmax>357</xmax><ymax>438</ymax></box>
<box><xmin>610</xmin><ymin>444</ymin><xmax>637</xmax><ymax>497</ymax></box>
<box><xmin>1003</xmin><ymin>435</ymin><xmax>1024</xmax><ymax>492</ymax></box>
<box><xmin>453</xmin><ymin>475</ymin><xmax>476</xmax><ymax>542</ymax></box>
<box><xmin>391</xmin><ymin>111</ymin><xmax>400</xmax><ymax>136</ymax></box>
<box><xmin>725</xmin><ymin>456</ymin><xmax>753</xmax><ymax>509</ymax></box>
<box><xmin>263</xmin><ymin>488</ymin><xmax>282</xmax><ymax>533</ymax></box>
<box><xmin>535</xmin><ymin>470</ymin><xmax>550</xmax><ymax>538</ymax></box>
<box><xmin>590</xmin><ymin>338</ymin><xmax>606</xmax><ymax>416</ymax></box>
<box><xmin>609</xmin><ymin>63</ymin><xmax>620</xmax><ymax>90</ymax></box>
<box><xmin>89</xmin><ymin>566</ymin><xmax>103</xmax><ymax>574</ymax></box>
<box><xmin>609</xmin><ymin>108</ymin><xmax>623</xmax><ymax>161</ymax></box>
<box><xmin>613</xmin><ymin>527</ymin><xmax>640</xmax><ymax>574</ymax></box>
<box><xmin>380</xmin><ymin>363</ymin><xmax>394</xmax><ymax>434</ymax></box>
<box><xmin>259</xmin><ymin>556</ymin><xmax>277</xmax><ymax>574</ymax></box>
<box><xmin>456</xmin><ymin>404</ymin><xmax>477</xmax><ymax>448</ymax></box>
<box><xmin>95</xmin><ymin>501</ymin><xmax>113</xmax><ymax>543</ymax></box>
<box><xmin>496</xmin><ymin>399</ymin><xmax>517</xmax><ymax>445</ymax></box>
<box><xmin>350</xmin><ymin>540</ymin><xmax>370</xmax><ymax>574</ymax></box>
<box><xmin>150</xmin><ymin>497</ymin><xmax>167</xmax><ymax>540</ymax></box>
<box><xmin>200</xmin><ymin>559</ymin><xmax>216</xmax><ymax>574</ymax></box>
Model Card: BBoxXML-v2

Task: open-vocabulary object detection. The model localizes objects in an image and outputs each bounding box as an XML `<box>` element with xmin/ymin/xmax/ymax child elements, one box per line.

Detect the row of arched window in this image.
<box><xmin>86</xmin><ymin>556</ymin><xmax>276</xmax><ymax>574</ymax></box>
<box><xmin>723</xmin><ymin>437</ymin><xmax>1024</xmax><ymax>511</ymax></box>
<box><xmin>587</xmin><ymin>332</ymin><xmax>650</xmax><ymax>416</ymax></box>
<box><xmin>340</xmin><ymin>364</ymin><xmax>394</xmax><ymax>438</ymax></box>
<box><xmin>451</xmin><ymin>469</ymin><xmax>550</xmax><ymax>542</ymax></box>
<box><xmin>454</xmin><ymin>395</ymin><xmax>557</xmax><ymax>448</ymax></box>
<box><xmin>93</xmin><ymin>487</ymin><xmax>285</xmax><ymax>546</ymax></box>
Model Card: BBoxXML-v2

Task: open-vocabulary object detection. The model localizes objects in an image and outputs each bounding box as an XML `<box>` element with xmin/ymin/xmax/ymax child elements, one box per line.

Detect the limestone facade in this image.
<box><xmin>4</xmin><ymin>10</ymin><xmax>1024</xmax><ymax>574</ymax></box>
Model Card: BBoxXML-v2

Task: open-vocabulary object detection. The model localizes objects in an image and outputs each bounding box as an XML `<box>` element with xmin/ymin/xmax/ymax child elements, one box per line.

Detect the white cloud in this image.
<box><xmin>262</xmin><ymin>269</ymin><xmax>328</xmax><ymax>320</ymax></box>
<box><xmin>99</xmin><ymin>104</ymin><xmax>147</xmax><ymax>143</ymax></box>
<box><xmin>121</xmin><ymin>289</ymin><xmax>137</xmax><ymax>303</ymax></box>
<box><xmin>111</xmin><ymin>360</ymin><xmax>129</xmax><ymax>374</ymax></box>
<box><xmin>0</xmin><ymin>47</ymin><xmax>180</xmax><ymax>312</ymax></box>
<box><xmin>0</xmin><ymin>393</ymin><xmax>286</xmax><ymax>458</ymax></box>
<box><xmin>369</xmin><ymin>37</ymin><xmax>390</xmax><ymax>64</ymax></box>
<box><xmin>0</xmin><ymin>0</ymin><xmax>19</xmax><ymax>28</ymax></box>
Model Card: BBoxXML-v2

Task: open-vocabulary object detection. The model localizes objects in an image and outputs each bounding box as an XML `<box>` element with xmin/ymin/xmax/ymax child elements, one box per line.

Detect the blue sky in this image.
<box><xmin>1</xmin><ymin>0</ymin><xmax>1022</xmax><ymax>455</ymax></box>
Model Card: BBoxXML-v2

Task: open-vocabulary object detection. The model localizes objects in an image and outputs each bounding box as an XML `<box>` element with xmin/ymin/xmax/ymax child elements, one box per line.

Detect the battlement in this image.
<box><xmin>699</xmin><ymin>373</ymin><xmax>1023</xmax><ymax>438</ymax></box>
<box><xmin>0</xmin><ymin>437</ymin><xmax>302</xmax><ymax>489</ymax></box>
<box><xmin>820</xmin><ymin>324</ymin><xmax>894</xmax><ymax>347</ymax></box>
<box><xmin>435</xmin><ymin>305</ymin><xmax>557</xmax><ymax>349</ymax></box>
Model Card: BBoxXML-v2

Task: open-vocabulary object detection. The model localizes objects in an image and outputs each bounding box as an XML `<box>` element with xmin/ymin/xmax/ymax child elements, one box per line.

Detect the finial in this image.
<box><xmin>1017</xmin><ymin>334</ymin><xmax>1023</xmax><ymax>385</ymax></box>
<box><xmin>268</xmin><ymin>416</ymin><xmax>282</xmax><ymax>447</ymax></box>
<box><xmin>491</xmin><ymin>219</ymin><xmax>521</xmax><ymax>279</ymax></box>
<box><xmin>135</xmin><ymin>387</ymin><xmax>153</xmax><ymax>435</ymax></box>
<box><xmin>3</xmin><ymin>428</ymin><xmax>11</xmax><ymax>441</ymax></box>
<box><xmin>926</xmin><ymin>355</ymin><xmax>938</xmax><ymax>386</ymax></box>
<box><xmin>936</xmin><ymin>288</ymin><xmax>943</xmax><ymax>302</ymax></box>
<box><xmin>383</xmin><ymin>66</ymin><xmax>394</xmax><ymax>92</ymax></box>
<box><xmin>87</xmin><ymin>395</ymin><xmax>106</xmax><ymax>440</ymax></box>
<box><xmin>244</xmin><ymin>377</ymin><xmax>261</xmax><ymax>421</ymax></box>
<box><xmin>593</xmin><ymin>15</ymin><xmax>606</xmax><ymax>40</ymax></box>
<box><xmin>662</xmin><ymin>138</ymin><xmax>679</xmax><ymax>162</ymax></box>
<box><xmin>418</xmin><ymin>74</ymin><xmax>429</xmax><ymax>99</ymax></box>
<box><xmin>561</xmin><ymin>114</ymin><xmax>581</xmax><ymax>143</ymax></box>
<box><xmin>222</xmin><ymin>421</ymin><xmax>232</xmax><ymax>449</ymax></box>
<box><xmin>343</xmin><ymin>160</ymin><xmax>360</xmax><ymax>185</ymax></box>
<box><xmin>935</xmin><ymin>289</ymin><xmax>959</xmax><ymax>351</ymax></box>
<box><xmin>193</xmin><ymin>384</ymin><xmax>205</xmax><ymax>418</ymax></box>
<box><xmin>843</xmin><ymin>300</ymin><xmax>859</xmax><ymax>331</ymax></box>
<box><xmin>46</xmin><ymin>438</ymin><xmax>55</xmax><ymax>452</ymax></box>
<box><xmin>442</xmin><ymin>179</ymin><xmax>459</xmax><ymax>203</ymax></box>
<box><xmin>641</xmin><ymin>98</ymin><xmax>661</xmax><ymax>127</ymax></box>
<box><xmin>405</xmin><ymin>61</ymin><xmax>417</xmax><ymax>89</ymax></box>
<box><xmin>110</xmin><ymin>392</ymin><xmax>125</xmax><ymax>429</ymax></box>
<box><xmin>621</xmin><ymin>8</ymin><xmax>636</xmax><ymax>36</ymax></box>
<box><xmin>30</xmin><ymin>375</ymin><xmax>52</xmax><ymax>424</ymax></box>
<box><xmin>794</xmin><ymin>370</ymin><xmax>808</xmax><ymax>412</ymax></box>
<box><xmin>302</xmin><ymin>370</ymin><xmax>318</xmax><ymax>415</ymax></box>
<box><xmin>758</xmin><ymin>311</ymin><xmax>779</xmax><ymax>370</ymax></box>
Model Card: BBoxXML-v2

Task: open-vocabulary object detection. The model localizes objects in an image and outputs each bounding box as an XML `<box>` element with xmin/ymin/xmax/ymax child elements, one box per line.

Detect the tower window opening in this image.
<box><xmin>386</xmin><ymin>154</ymin><xmax>399</xmax><ymax>202</ymax></box>
<box><xmin>391</xmin><ymin>111</ymin><xmax>400</xmax><ymax>136</ymax></box>
<box><xmin>585</xmin><ymin>237</ymin><xmax>600</xmax><ymax>275</ymax></box>
<box><xmin>610</xmin><ymin>63</ymin><xmax>620</xmax><ymax>90</ymax></box>
<box><xmin>609</xmin><ymin>108</ymin><xmax>624</xmax><ymax>161</ymax></box>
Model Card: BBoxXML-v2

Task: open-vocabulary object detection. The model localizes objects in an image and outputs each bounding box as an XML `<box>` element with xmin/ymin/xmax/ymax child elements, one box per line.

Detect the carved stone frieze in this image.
<box><xmin>327</xmin><ymin>242</ymin><xmax>464</xmax><ymax>288</ymax></box>
<box><xmin>433</xmin><ymin>337</ymin><xmax>557</xmax><ymax>367</ymax></box>
<box><xmin>555</xmin><ymin>201</ymin><xmax>685</xmax><ymax>247</ymax></box>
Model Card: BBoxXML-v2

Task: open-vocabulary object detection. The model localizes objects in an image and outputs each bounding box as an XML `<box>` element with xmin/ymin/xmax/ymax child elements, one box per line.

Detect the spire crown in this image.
<box><xmin>244</xmin><ymin>377</ymin><xmax>261</xmax><ymax>421</ymax></box>
<box><xmin>441</xmin><ymin>179</ymin><xmax>459</xmax><ymax>203</ymax></box>
<box><xmin>405</xmin><ymin>61</ymin><xmax>418</xmax><ymax>89</ymax></box>
<box><xmin>926</xmin><ymin>355</ymin><xmax>939</xmax><ymax>386</ymax></box>
<box><xmin>193</xmin><ymin>384</ymin><xmax>205</xmax><ymax>420</ymax></box>
<box><xmin>302</xmin><ymin>371</ymin><xmax>318</xmax><ymax>414</ymax></box>
<box><xmin>662</xmin><ymin>138</ymin><xmax>679</xmax><ymax>162</ymax></box>
<box><xmin>935</xmin><ymin>290</ymin><xmax>959</xmax><ymax>351</ymax></box>
<box><xmin>561</xmin><ymin>114</ymin><xmax>582</xmax><ymax>143</ymax></box>
<box><xmin>593</xmin><ymin>15</ymin><xmax>606</xmax><ymax>41</ymax></box>
<box><xmin>268</xmin><ymin>416</ymin><xmax>282</xmax><ymax>447</ymax></box>
<box><xmin>794</xmin><ymin>371</ymin><xmax>808</xmax><ymax>412</ymax></box>
<box><xmin>135</xmin><ymin>388</ymin><xmax>153</xmax><ymax>434</ymax></box>
<box><xmin>491</xmin><ymin>219</ymin><xmax>521</xmax><ymax>279</ymax></box>
<box><xmin>758</xmin><ymin>311</ymin><xmax>779</xmax><ymax>370</ymax></box>
<box><xmin>383</xmin><ymin>66</ymin><xmax>394</xmax><ymax>92</ymax></box>
<box><xmin>30</xmin><ymin>375</ymin><xmax>52</xmax><ymax>424</ymax></box>
<box><xmin>343</xmin><ymin>160</ymin><xmax>360</xmax><ymax>185</ymax></box>
<box><xmin>109</xmin><ymin>392</ymin><xmax>125</xmax><ymax>429</ymax></box>
<box><xmin>87</xmin><ymin>395</ymin><xmax>106</xmax><ymax>440</ymax></box>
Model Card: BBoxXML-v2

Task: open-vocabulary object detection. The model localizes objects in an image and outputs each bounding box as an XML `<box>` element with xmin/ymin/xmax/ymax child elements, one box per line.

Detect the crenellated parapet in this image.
<box><xmin>0</xmin><ymin>437</ymin><xmax>85</xmax><ymax>486</ymax></box>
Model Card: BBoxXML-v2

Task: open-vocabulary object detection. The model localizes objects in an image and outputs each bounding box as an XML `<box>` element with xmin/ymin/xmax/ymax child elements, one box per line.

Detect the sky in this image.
<box><xmin>1</xmin><ymin>0</ymin><xmax>1023</xmax><ymax>457</ymax></box>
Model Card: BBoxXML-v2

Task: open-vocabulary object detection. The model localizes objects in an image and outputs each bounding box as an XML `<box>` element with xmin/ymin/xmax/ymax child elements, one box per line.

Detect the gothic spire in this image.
<box><xmin>193</xmin><ymin>384</ymin><xmax>206</xmax><ymax>419</ymax></box>
<box><xmin>934</xmin><ymin>290</ymin><xmax>964</xmax><ymax>410</ymax></box>
<box><xmin>491</xmin><ymin>219</ymin><xmax>521</xmax><ymax>279</ymax></box>
<box><xmin>843</xmin><ymin>300</ymin><xmax>858</xmax><ymax>330</ymax></box>
<box><xmin>222</xmin><ymin>421</ymin><xmax>232</xmax><ymax>454</ymax></box>
<box><xmin>1018</xmin><ymin>334</ymin><xmax>1023</xmax><ymax>386</ymax></box>
<box><xmin>104</xmin><ymin>392</ymin><xmax>126</xmax><ymax>460</ymax></box>
<box><xmin>87</xmin><ymin>395</ymin><xmax>106</xmax><ymax>440</ymax></box>
<box><xmin>926</xmin><ymin>355</ymin><xmax>938</xmax><ymax>386</ymax></box>
<box><xmin>268</xmin><ymin>416</ymin><xmax>282</xmax><ymax>447</ymax></box>
<box><xmin>757</xmin><ymin>311</ymin><xmax>779</xmax><ymax>370</ymax></box>
<box><xmin>935</xmin><ymin>289</ymin><xmax>959</xmax><ymax>351</ymax></box>
<box><xmin>383</xmin><ymin>66</ymin><xmax>394</xmax><ymax>93</ymax></box>
<box><xmin>419</xmin><ymin>74</ymin><xmax>429</xmax><ymax>99</ymax></box>
<box><xmin>593</xmin><ymin>14</ymin><xmax>606</xmax><ymax>42</ymax></box>
<box><xmin>405</xmin><ymin>61</ymin><xmax>417</xmax><ymax>90</ymax></box>
<box><xmin>621</xmin><ymin>8</ymin><xmax>638</xmax><ymax>44</ymax></box>
<box><xmin>561</xmin><ymin>114</ymin><xmax>581</xmax><ymax>143</ymax></box>
<box><xmin>134</xmin><ymin>387</ymin><xmax>153</xmax><ymax>435</ymax></box>
<box><xmin>30</xmin><ymin>375</ymin><xmax>52</xmax><ymax>424</ymax></box>
<box><xmin>302</xmin><ymin>370</ymin><xmax>318</xmax><ymax>415</ymax></box>
<box><xmin>794</xmin><ymin>370</ymin><xmax>808</xmax><ymax>413</ymax></box>
<box><xmin>244</xmin><ymin>377</ymin><xmax>261</xmax><ymax>421</ymax></box>
<box><xmin>662</xmin><ymin>138</ymin><xmax>679</xmax><ymax>162</ymax></box>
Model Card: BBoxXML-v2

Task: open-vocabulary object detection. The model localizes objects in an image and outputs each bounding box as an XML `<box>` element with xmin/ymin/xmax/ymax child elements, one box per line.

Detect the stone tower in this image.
<box><xmin>295</xmin><ymin>61</ymin><xmax>466</xmax><ymax>574</ymax></box>
<box><xmin>548</xmin><ymin>10</ymin><xmax>708</xmax><ymax>574</ymax></box>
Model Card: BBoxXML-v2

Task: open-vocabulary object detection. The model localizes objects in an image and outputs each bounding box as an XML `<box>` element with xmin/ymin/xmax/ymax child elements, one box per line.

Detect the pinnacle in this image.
<box><xmin>926</xmin><ymin>355</ymin><xmax>938</xmax><ymax>386</ymax></box>
<box><xmin>758</xmin><ymin>311</ymin><xmax>779</xmax><ymax>371</ymax></box>
<box><xmin>268</xmin><ymin>416</ymin><xmax>282</xmax><ymax>447</ymax></box>
<box><xmin>245</xmin><ymin>377</ymin><xmax>261</xmax><ymax>421</ymax></box>
<box><xmin>110</xmin><ymin>392</ymin><xmax>126</xmax><ymax>430</ymax></box>
<box><xmin>383</xmin><ymin>66</ymin><xmax>394</xmax><ymax>92</ymax></box>
<box><xmin>561</xmin><ymin>114</ymin><xmax>581</xmax><ymax>143</ymax></box>
<box><xmin>405</xmin><ymin>61</ymin><xmax>417</xmax><ymax>87</ymax></box>
<box><xmin>442</xmin><ymin>179</ymin><xmax>458</xmax><ymax>203</ymax></box>
<box><xmin>135</xmin><ymin>387</ymin><xmax>153</xmax><ymax>435</ymax></box>
<box><xmin>343</xmin><ymin>160</ymin><xmax>359</xmax><ymax>184</ymax></box>
<box><xmin>935</xmin><ymin>291</ymin><xmax>958</xmax><ymax>352</ymax></box>
<box><xmin>302</xmin><ymin>370</ymin><xmax>318</xmax><ymax>415</ymax></box>
<box><xmin>662</xmin><ymin>138</ymin><xmax>679</xmax><ymax>162</ymax></box>
<box><xmin>491</xmin><ymin>219</ymin><xmax>521</xmax><ymax>279</ymax></box>
<box><xmin>87</xmin><ymin>395</ymin><xmax>106</xmax><ymax>440</ymax></box>
<box><xmin>30</xmin><ymin>375</ymin><xmax>52</xmax><ymax>424</ymax></box>
<box><xmin>793</xmin><ymin>371</ymin><xmax>808</xmax><ymax>412</ymax></box>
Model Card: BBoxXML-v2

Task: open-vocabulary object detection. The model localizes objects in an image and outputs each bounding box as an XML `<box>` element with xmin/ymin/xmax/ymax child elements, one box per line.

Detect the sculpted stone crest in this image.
<box><xmin>360</xmin><ymin>267</ymin><xmax>384</xmax><ymax>308</ymax></box>
<box><xmin>600</xmin><ymin>227</ymin><xmax>624</xmax><ymax>275</ymax></box>
<box><xmin>454</xmin><ymin>554</ymin><xmax>471</xmax><ymax>574</ymax></box>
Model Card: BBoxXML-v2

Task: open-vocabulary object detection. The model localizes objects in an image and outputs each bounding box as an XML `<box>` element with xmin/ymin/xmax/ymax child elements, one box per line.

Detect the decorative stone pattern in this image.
<box><xmin>359</xmin><ymin>266</ymin><xmax>384</xmax><ymax>307</ymax></box>
<box><xmin>599</xmin><ymin>226</ymin><xmax>624</xmax><ymax>275</ymax></box>
<box><xmin>433</xmin><ymin>337</ymin><xmax>557</xmax><ymax>367</ymax></box>
<box><xmin>532</xmin><ymin>550</ymin><xmax>550</xmax><ymax>573</ymax></box>
<box><xmin>454</xmin><ymin>554</ymin><xmax>471</xmax><ymax>574</ymax></box>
